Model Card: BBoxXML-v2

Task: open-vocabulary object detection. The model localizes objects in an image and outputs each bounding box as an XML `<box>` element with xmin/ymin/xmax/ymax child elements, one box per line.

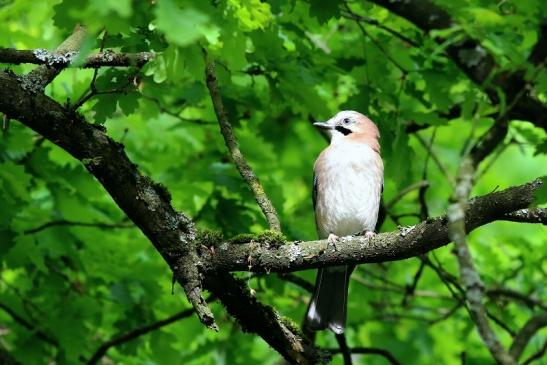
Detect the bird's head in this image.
<box><xmin>313</xmin><ymin>110</ymin><xmax>380</xmax><ymax>145</ymax></box>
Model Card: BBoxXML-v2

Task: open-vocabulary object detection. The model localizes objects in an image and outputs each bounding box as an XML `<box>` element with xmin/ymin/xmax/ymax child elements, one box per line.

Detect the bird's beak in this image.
<box><xmin>313</xmin><ymin>122</ymin><xmax>334</xmax><ymax>130</ymax></box>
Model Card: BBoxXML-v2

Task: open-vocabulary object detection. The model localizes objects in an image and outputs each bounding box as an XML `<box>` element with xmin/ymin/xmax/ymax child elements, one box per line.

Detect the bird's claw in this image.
<box><xmin>364</xmin><ymin>231</ymin><xmax>376</xmax><ymax>238</ymax></box>
<box><xmin>355</xmin><ymin>230</ymin><xmax>376</xmax><ymax>238</ymax></box>
<box><xmin>327</xmin><ymin>233</ymin><xmax>340</xmax><ymax>251</ymax></box>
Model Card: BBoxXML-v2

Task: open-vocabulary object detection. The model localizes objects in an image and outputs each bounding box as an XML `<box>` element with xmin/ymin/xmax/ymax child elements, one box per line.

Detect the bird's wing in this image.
<box><xmin>312</xmin><ymin>173</ymin><xmax>318</xmax><ymax>211</ymax></box>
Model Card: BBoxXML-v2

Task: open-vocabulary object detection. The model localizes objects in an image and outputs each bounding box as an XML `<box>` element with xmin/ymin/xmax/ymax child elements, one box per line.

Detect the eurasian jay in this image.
<box><xmin>306</xmin><ymin>110</ymin><xmax>384</xmax><ymax>334</ymax></box>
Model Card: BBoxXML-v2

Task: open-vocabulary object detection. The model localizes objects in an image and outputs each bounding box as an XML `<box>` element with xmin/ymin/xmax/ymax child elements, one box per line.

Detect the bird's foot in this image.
<box><xmin>364</xmin><ymin>230</ymin><xmax>376</xmax><ymax>238</ymax></box>
<box><xmin>355</xmin><ymin>230</ymin><xmax>376</xmax><ymax>238</ymax></box>
<box><xmin>327</xmin><ymin>233</ymin><xmax>340</xmax><ymax>250</ymax></box>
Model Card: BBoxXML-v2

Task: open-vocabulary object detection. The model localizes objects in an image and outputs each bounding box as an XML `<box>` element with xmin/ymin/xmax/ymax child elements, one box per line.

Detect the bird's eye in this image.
<box><xmin>343</xmin><ymin>118</ymin><xmax>351</xmax><ymax>125</ymax></box>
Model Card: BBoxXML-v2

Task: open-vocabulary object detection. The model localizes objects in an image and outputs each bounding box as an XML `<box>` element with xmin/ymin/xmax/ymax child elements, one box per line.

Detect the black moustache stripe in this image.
<box><xmin>335</xmin><ymin>126</ymin><xmax>352</xmax><ymax>135</ymax></box>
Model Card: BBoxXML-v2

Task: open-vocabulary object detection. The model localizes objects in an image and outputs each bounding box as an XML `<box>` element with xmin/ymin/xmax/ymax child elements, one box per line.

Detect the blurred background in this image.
<box><xmin>0</xmin><ymin>0</ymin><xmax>546</xmax><ymax>364</ymax></box>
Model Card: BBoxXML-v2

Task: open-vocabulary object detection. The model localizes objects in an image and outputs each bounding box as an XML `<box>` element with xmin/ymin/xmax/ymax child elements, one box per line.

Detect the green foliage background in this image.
<box><xmin>0</xmin><ymin>0</ymin><xmax>546</xmax><ymax>364</ymax></box>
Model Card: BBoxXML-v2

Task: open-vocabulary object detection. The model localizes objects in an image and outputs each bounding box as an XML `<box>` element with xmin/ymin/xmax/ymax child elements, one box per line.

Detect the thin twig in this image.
<box><xmin>343</xmin><ymin>3</ymin><xmax>408</xmax><ymax>74</ymax></box>
<box><xmin>401</xmin><ymin>260</ymin><xmax>426</xmax><ymax>306</ymax></box>
<box><xmin>486</xmin><ymin>287</ymin><xmax>546</xmax><ymax>310</ymax></box>
<box><xmin>276</xmin><ymin>273</ymin><xmax>314</xmax><ymax>292</ymax></box>
<box><xmin>340</xmin><ymin>9</ymin><xmax>419</xmax><ymax>47</ymax></box>
<box><xmin>87</xmin><ymin>31</ymin><xmax>108</xmax><ymax>96</ymax></box>
<box><xmin>422</xmin><ymin>254</ymin><xmax>468</xmax><ymax>308</ymax></box>
<box><xmin>414</xmin><ymin>132</ymin><xmax>455</xmax><ymax>185</ymax></box>
<box><xmin>418</xmin><ymin>128</ymin><xmax>437</xmax><ymax>220</ymax></box>
<box><xmin>24</xmin><ymin>219</ymin><xmax>134</xmax><ymax>235</ymax></box>
<box><xmin>385</xmin><ymin>180</ymin><xmax>429</xmax><ymax>210</ymax></box>
<box><xmin>475</xmin><ymin>139</ymin><xmax>509</xmax><ymax>180</ymax></box>
<box><xmin>521</xmin><ymin>341</ymin><xmax>547</xmax><ymax>365</ymax></box>
<box><xmin>486</xmin><ymin>311</ymin><xmax>516</xmax><ymax>337</ymax></box>
<box><xmin>509</xmin><ymin>312</ymin><xmax>547</xmax><ymax>361</ymax></box>
<box><xmin>70</xmin><ymin>32</ymin><xmax>142</xmax><ymax>110</ymax></box>
<box><xmin>0</xmin><ymin>302</ymin><xmax>57</xmax><ymax>347</ymax></box>
<box><xmin>140</xmin><ymin>94</ymin><xmax>215</xmax><ymax>125</ymax></box>
<box><xmin>72</xmin><ymin>66</ymin><xmax>142</xmax><ymax>110</ymax></box>
<box><xmin>203</xmin><ymin>50</ymin><xmax>281</xmax><ymax>232</ymax></box>
<box><xmin>72</xmin><ymin>86</ymin><xmax>133</xmax><ymax>110</ymax></box>
<box><xmin>86</xmin><ymin>301</ymin><xmax>214</xmax><ymax>365</ymax></box>
<box><xmin>328</xmin><ymin>346</ymin><xmax>402</xmax><ymax>365</ymax></box>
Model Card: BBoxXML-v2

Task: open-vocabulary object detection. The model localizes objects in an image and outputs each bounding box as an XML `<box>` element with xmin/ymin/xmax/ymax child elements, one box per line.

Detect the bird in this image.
<box><xmin>305</xmin><ymin>110</ymin><xmax>384</xmax><ymax>334</ymax></box>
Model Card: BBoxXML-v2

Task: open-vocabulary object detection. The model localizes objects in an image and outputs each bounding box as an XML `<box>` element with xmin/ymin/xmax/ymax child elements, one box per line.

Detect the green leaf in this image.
<box><xmin>154</xmin><ymin>0</ymin><xmax>218</xmax><ymax>47</ymax></box>
<box><xmin>5</xmin><ymin>235</ymin><xmax>46</xmax><ymax>271</ymax></box>
<box><xmin>533</xmin><ymin>176</ymin><xmax>547</xmax><ymax>204</ymax></box>
<box><xmin>307</xmin><ymin>0</ymin><xmax>342</xmax><ymax>24</ymax></box>
<box><xmin>53</xmin><ymin>0</ymin><xmax>85</xmax><ymax>31</ymax></box>
<box><xmin>0</xmin><ymin>161</ymin><xmax>32</xmax><ymax>200</ymax></box>
<box><xmin>534</xmin><ymin>140</ymin><xmax>547</xmax><ymax>156</ymax></box>
<box><xmin>92</xmin><ymin>94</ymin><xmax>118</xmax><ymax>124</ymax></box>
<box><xmin>227</xmin><ymin>0</ymin><xmax>273</xmax><ymax>31</ymax></box>
<box><xmin>118</xmin><ymin>92</ymin><xmax>140</xmax><ymax>116</ymax></box>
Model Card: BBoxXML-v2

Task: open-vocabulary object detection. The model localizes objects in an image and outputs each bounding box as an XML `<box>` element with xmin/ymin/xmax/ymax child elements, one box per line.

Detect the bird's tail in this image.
<box><xmin>305</xmin><ymin>265</ymin><xmax>351</xmax><ymax>334</ymax></box>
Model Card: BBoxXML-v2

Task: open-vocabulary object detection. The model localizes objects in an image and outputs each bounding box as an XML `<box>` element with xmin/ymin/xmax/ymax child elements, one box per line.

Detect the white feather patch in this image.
<box><xmin>315</xmin><ymin>142</ymin><xmax>383</xmax><ymax>238</ymax></box>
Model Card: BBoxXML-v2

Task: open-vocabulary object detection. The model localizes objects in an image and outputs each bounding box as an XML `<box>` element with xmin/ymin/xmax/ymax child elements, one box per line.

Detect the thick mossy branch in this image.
<box><xmin>195</xmin><ymin>229</ymin><xmax>225</xmax><ymax>246</ymax></box>
<box><xmin>0</xmin><ymin>70</ymin><xmax>216</xmax><ymax>330</ymax></box>
<box><xmin>228</xmin><ymin>230</ymin><xmax>287</xmax><ymax>246</ymax></box>
<box><xmin>203</xmin><ymin>272</ymin><xmax>330</xmax><ymax>364</ymax></box>
<box><xmin>203</xmin><ymin>179</ymin><xmax>543</xmax><ymax>273</ymax></box>
<box><xmin>0</xmin><ymin>70</ymin><xmax>324</xmax><ymax>364</ymax></box>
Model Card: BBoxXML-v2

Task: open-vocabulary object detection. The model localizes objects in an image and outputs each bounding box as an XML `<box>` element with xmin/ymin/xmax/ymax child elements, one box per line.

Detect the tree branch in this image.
<box><xmin>277</xmin><ymin>273</ymin><xmax>315</xmax><ymax>293</ymax></box>
<box><xmin>22</xmin><ymin>24</ymin><xmax>87</xmax><ymax>91</ymax></box>
<box><xmin>340</xmin><ymin>10</ymin><xmax>419</xmax><ymax>47</ymax></box>
<box><xmin>203</xmin><ymin>179</ymin><xmax>542</xmax><ymax>273</ymax></box>
<box><xmin>509</xmin><ymin>313</ymin><xmax>547</xmax><ymax>362</ymax></box>
<box><xmin>385</xmin><ymin>180</ymin><xmax>429</xmax><ymax>210</ymax></box>
<box><xmin>203</xmin><ymin>273</ymin><xmax>328</xmax><ymax>364</ymax></box>
<box><xmin>367</xmin><ymin>0</ymin><xmax>547</xmax><ymax>132</ymax></box>
<box><xmin>0</xmin><ymin>69</ymin><xmax>216</xmax><ymax>330</ymax></box>
<box><xmin>500</xmin><ymin>208</ymin><xmax>547</xmax><ymax>225</ymax></box>
<box><xmin>23</xmin><ymin>219</ymin><xmax>133</xmax><ymax>235</ymax></box>
<box><xmin>0</xmin><ymin>302</ymin><xmax>57</xmax><ymax>347</ymax></box>
<box><xmin>204</xmin><ymin>51</ymin><xmax>281</xmax><ymax>232</ymax></box>
<box><xmin>140</xmin><ymin>94</ymin><xmax>215</xmax><ymax>125</ymax></box>
<box><xmin>86</xmin><ymin>303</ymin><xmax>210</xmax><ymax>365</ymax></box>
<box><xmin>414</xmin><ymin>132</ymin><xmax>455</xmax><ymax>185</ymax></box>
<box><xmin>447</xmin><ymin>131</ymin><xmax>514</xmax><ymax>363</ymax></box>
<box><xmin>486</xmin><ymin>288</ymin><xmax>546</xmax><ymax>311</ymax></box>
<box><xmin>0</xmin><ymin>69</ymin><xmax>325</xmax><ymax>364</ymax></box>
<box><xmin>328</xmin><ymin>346</ymin><xmax>402</xmax><ymax>365</ymax></box>
<box><xmin>0</xmin><ymin>48</ymin><xmax>154</xmax><ymax>68</ymax></box>
<box><xmin>521</xmin><ymin>341</ymin><xmax>547</xmax><ymax>365</ymax></box>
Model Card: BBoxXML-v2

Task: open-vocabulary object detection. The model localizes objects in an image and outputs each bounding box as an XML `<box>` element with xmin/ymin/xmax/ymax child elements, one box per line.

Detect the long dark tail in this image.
<box><xmin>305</xmin><ymin>265</ymin><xmax>351</xmax><ymax>334</ymax></box>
